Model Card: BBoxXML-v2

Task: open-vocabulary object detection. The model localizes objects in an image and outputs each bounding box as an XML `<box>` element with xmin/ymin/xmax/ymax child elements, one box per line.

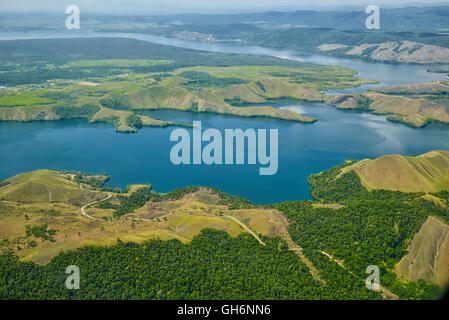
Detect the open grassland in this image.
<box><xmin>0</xmin><ymin>63</ymin><xmax>346</xmax><ymax>128</ymax></box>
<box><xmin>0</xmin><ymin>92</ymin><xmax>52</xmax><ymax>107</ymax></box>
<box><xmin>2</xmin><ymin>150</ymin><xmax>449</xmax><ymax>298</ymax></box>
<box><xmin>0</xmin><ymin>171</ymin><xmax>295</xmax><ymax>265</ymax></box>
<box><xmin>339</xmin><ymin>150</ymin><xmax>449</xmax><ymax>193</ymax></box>
<box><xmin>0</xmin><ymin>170</ymin><xmax>105</xmax><ymax>205</ymax></box>
<box><xmin>84</xmin><ymin>64</ymin><xmax>375</xmax><ymax>124</ymax></box>
<box><xmin>0</xmin><ymin>37</ymin><xmax>380</xmax><ymax>131</ymax></box>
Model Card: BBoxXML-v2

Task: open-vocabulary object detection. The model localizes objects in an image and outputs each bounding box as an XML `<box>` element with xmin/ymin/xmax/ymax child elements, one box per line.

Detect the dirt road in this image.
<box><xmin>80</xmin><ymin>194</ymin><xmax>112</xmax><ymax>220</ymax></box>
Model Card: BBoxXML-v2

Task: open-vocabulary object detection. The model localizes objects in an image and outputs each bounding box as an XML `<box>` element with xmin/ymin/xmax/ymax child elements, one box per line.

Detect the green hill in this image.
<box><xmin>0</xmin><ymin>170</ymin><xmax>102</xmax><ymax>205</ymax></box>
<box><xmin>339</xmin><ymin>151</ymin><xmax>449</xmax><ymax>193</ymax></box>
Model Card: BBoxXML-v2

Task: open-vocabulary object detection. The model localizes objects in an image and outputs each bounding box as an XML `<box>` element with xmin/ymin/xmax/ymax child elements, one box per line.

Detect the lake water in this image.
<box><xmin>2</xmin><ymin>102</ymin><xmax>449</xmax><ymax>204</ymax></box>
<box><xmin>0</xmin><ymin>30</ymin><xmax>448</xmax><ymax>91</ymax></box>
<box><xmin>1</xmin><ymin>31</ymin><xmax>449</xmax><ymax>203</ymax></box>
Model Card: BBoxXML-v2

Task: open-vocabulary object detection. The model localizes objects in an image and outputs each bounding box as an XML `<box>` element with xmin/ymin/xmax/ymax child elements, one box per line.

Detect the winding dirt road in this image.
<box><xmin>77</xmin><ymin>192</ymin><xmax>399</xmax><ymax>300</ymax></box>
<box><xmin>80</xmin><ymin>194</ymin><xmax>112</xmax><ymax>220</ymax></box>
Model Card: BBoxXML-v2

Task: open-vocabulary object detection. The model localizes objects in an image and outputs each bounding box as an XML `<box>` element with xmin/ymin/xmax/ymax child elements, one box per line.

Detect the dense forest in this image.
<box><xmin>179</xmin><ymin>71</ymin><xmax>248</xmax><ymax>88</ymax></box>
<box><xmin>0</xmin><ymin>38</ymin><xmax>308</xmax><ymax>87</ymax></box>
<box><xmin>0</xmin><ymin>229</ymin><xmax>380</xmax><ymax>300</ymax></box>
<box><xmin>271</xmin><ymin>163</ymin><xmax>447</xmax><ymax>300</ymax></box>
<box><xmin>1</xmin><ymin>166</ymin><xmax>446</xmax><ymax>299</ymax></box>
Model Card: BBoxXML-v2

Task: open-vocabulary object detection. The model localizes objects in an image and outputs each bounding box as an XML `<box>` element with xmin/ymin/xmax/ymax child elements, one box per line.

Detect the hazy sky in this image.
<box><xmin>0</xmin><ymin>0</ymin><xmax>445</xmax><ymax>14</ymax></box>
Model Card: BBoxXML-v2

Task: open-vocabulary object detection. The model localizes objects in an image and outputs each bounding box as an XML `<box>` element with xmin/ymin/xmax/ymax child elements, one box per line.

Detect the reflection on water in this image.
<box><xmin>2</xmin><ymin>102</ymin><xmax>449</xmax><ymax>203</ymax></box>
<box><xmin>1</xmin><ymin>31</ymin><xmax>449</xmax><ymax>202</ymax></box>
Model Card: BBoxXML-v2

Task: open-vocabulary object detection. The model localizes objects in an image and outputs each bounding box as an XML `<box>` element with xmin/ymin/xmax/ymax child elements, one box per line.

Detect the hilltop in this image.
<box><xmin>326</xmin><ymin>80</ymin><xmax>449</xmax><ymax>128</ymax></box>
<box><xmin>319</xmin><ymin>41</ymin><xmax>449</xmax><ymax>64</ymax></box>
<box><xmin>338</xmin><ymin>150</ymin><xmax>449</xmax><ymax>193</ymax></box>
<box><xmin>0</xmin><ymin>170</ymin><xmax>105</xmax><ymax>205</ymax></box>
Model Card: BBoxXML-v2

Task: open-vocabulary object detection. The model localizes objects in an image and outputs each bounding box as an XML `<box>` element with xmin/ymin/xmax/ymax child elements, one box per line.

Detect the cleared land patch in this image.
<box><xmin>0</xmin><ymin>173</ymin><xmax>299</xmax><ymax>265</ymax></box>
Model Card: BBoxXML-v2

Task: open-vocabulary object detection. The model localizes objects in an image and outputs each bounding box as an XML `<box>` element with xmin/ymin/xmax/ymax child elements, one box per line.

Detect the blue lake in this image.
<box><xmin>2</xmin><ymin>102</ymin><xmax>449</xmax><ymax>204</ymax></box>
<box><xmin>1</xmin><ymin>32</ymin><xmax>449</xmax><ymax>203</ymax></box>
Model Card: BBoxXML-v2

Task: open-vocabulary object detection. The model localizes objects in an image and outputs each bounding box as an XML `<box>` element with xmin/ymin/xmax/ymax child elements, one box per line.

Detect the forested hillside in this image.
<box><xmin>1</xmin><ymin>155</ymin><xmax>448</xmax><ymax>299</ymax></box>
<box><xmin>0</xmin><ymin>229</ymin><xmax>380</xmax><ymax>300</ymax></box>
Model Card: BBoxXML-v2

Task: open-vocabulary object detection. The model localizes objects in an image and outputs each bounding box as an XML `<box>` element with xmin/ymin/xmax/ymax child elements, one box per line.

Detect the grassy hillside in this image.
<box><xmin>0</xmin><ymin>170</ymin><xmax>104</xmax><ymax>205</ymax></box>
<box><xmin>0</xmin><ymin>38</ymin><xmax>380</xmax><ymax>131</ymax></box>
<box><xmin>326</xmin><ymin>81</ymin><xmax>449</xmax><ymax>128</ymax></box>
<box><xmin>302</xmin><ymin>155</ymin><xmax>449</xmax><ymax>298</ymax></box>
<box><xmin>396</xmin><ymin>216</ymin><xmax>449</xmax><ymax>287</ymax></box>
<box><xmin>0</xmin><ymin>173</ymin><xmax>294</xmax><ymax>265</ymax></box>
<box><xmin>2</xmin><ymin>152</ymin><xmax>449</xmax><ymax>299</ymax></box>
<box><xmin>319</xmin><ymin>41</ymin><xmax>449</xmax><ymax>64</ymax></box>
<box><xmin>374</xmin><ymin>81</ymin><xmax>449</xmax><ymax>96</ymax></box>
<box><xmin>339</xmin><ymin>151</ymin><xmax>449</xmax><ymax>193</ymax></box>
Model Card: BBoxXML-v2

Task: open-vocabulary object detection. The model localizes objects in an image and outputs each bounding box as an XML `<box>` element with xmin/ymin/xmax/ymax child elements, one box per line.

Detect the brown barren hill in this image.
<box><xmin>325</xmin><ymin>81</ymin><xmax>449</xmax><ymax>128</ymax></box>
<box><xmin>339</xmin><ymin>150</ymin><xmax>449</xmax><ymax>193</ymax></box>
<box><xmin>396</xmin><ymin>216</ymin><xmax>449</xmax><ymax>288</ymax></box>
<box><xmin>320</xmin><ymin>41</ymin><xmax>449</xmax><ymax>64</ymax></box>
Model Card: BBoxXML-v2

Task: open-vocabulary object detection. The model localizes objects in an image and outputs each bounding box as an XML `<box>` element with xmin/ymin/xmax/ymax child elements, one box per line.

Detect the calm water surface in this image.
<box><xmin>0</xmin><ymin>30</ymin><xmax>447</xmax><ymax>91</ymax></box>
<box><xmin>1</xmin><ymin>31</ymin><xmax>449</xmax><ymax>203</ymax></box>
<box><xmin>2</xmin><ymin>103</ymin><xmax>449</xmax><ymax>203</ymax></box>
